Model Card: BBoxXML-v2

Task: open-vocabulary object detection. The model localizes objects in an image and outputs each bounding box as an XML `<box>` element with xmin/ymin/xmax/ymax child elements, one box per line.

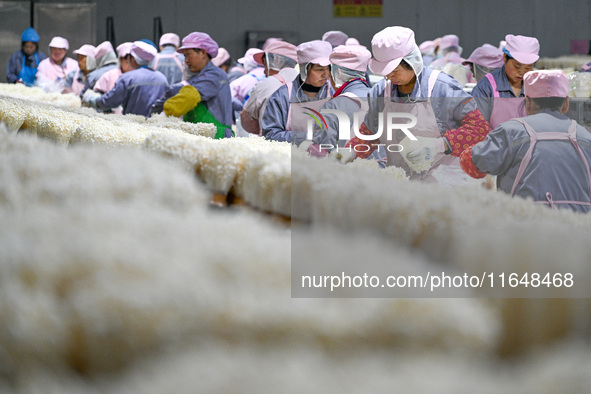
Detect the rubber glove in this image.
<box><xmin>163</xmin><ymin>85</ymin><xmax>201</xmax><ymax>117</ymax></box>
<box><xmin>405</xmin><ymin>137</ymin><xmax>445</xmax><ymax>164</ymax></box>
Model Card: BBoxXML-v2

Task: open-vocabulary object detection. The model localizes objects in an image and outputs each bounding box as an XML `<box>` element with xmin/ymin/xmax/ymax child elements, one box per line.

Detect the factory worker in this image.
<box><xmin>430</xmin><ymin>34</ymin><xmax>465</xmax><ymax>69</ymax></box>
<box><xmin>462</xmin><ymin>44</ymin><xmax>504</xmax><ymax>82</ymax></box>
<box><xmin>261</xmin><ymin>40</ymin><xmax>334</xmax><ymax>142</ymax></box>
<box><xmin>6</xmin><ymin>27</ymin><xmax>48</xmax><ymax>86</ymax></box>
<box><xmin>240</xmin><ymin>40</ymin><xmax>299</xmax><ymax>135</ymax></box>
<box><xmin>63</xmin><ymin>44</ymin><xmax>95</xmax><ymax>95</ymax></box>
<box><xmin>230</xmin><ymin>48</ymin><xmax>265</xmax><ymax>106</ymax></box>
<box><xmin>471</xmin><ymin>34</ymin><xmax>540</xmax><ymax>129</ymax></box>
<box><xmin>36</xmin><ymin>37</ymin><xmax>79</xmax><ymax>92</ymax></box>
<box><xmin>88</xmin><ymin>42</ymin><xmax>133</xmax><ymax>114</ymax></box>
<box><xmin>212</xmin><ymin>48</ymin><xmax>232</xmax><ymax>72</ymax></box>
<box><xmin>93</xmin><ymin>42</ymin><xmax>133</xmax><ymax>95</ymax></box>
<box><xmin>151</xmin><ymin>32</ymin><xmax>233</xmax><ymax>139</ymax></box>
<box><xmin>430</xmin><ymin>34</ymin><xmax>472</xmax><ymax>87</ymax></box>
<box><xmin>419</xmin><ymin>40</ymin><xmax>437</xmax><ymax>67</ymax></box>
<box><xmin>226</xmin><ymin>48</ymin><xmax>251</xmax><ymax>83</ymax></box>
<box><xmin>322</xmin><ymin>30</ymin><xmax>349</xmax><ymax>48</ymax></box>
<box><xmin>228</xmin><ymin>48</ymin><xmax>265</xmax><ymax>124</ymax></box>
<box><xmin>344</xmin><ymin>26</ymin><xmax>490</xmax><ymax>182</ymax></box>
<box><xmin>152</xmin><ymin>33</ymin><xmax>185</xmax><ymax>85</ymax></box>
<box><xmin>461</xmin><ymin>70</ymin><xmax>591</xmax><ymax>213</ymax></box>
<box><xmin>83</xmin><ymin>41</ymin><xmax>169</xmax><ymax>117</ymax></box>
<box><xmin>302</xmin><ymin>44</ymin><xmax>372</xmax><ymax>156</ymax></box>
<box><xmin>82</xmin><ymin>41</ymin><xmax>119</xmax><ymax>95</ymax></box>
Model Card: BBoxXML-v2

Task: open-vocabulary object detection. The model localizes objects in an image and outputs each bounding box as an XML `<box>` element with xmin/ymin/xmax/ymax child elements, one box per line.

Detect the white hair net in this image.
<box><xmin>394</xmin><ymin>44</ymin><xmax>425</xmax><ymax>100</ymax></box>
<box><xmin>331</xmin><ymin>64</ymin><xmax>366</xmax><ymax>89</ymax></box>
<box><xmin>243</xmin><ymin>59</ymin><xmax>260</xmax><ymax>73</ymax></box>
<box><xmin>472</xmin><ymin>63</ymin><xmax>496</xmax><ymax>82</ymax></box>
<box><xmin>86</xmin><ymin>56</ymin><xmax>97</xmax><ymax>71</ymax></box>
<box><xmin>131</xmin><ymin>52</ymin><xmax>150</xmax><ymax>67</ymax></box>
<box><xmin>97</xmin><ymin>50</ymin><xmax>119</xmax><ymax>68</ymax></box>
<box><xmin>403</xmin><ymin>44</ymin><xmax>424</xmax><ymax>79</ymax></box>
<box><xmin>299</xmin><ymin>62</ymin><xmax>310</xmax><ymax>81</ymax></box>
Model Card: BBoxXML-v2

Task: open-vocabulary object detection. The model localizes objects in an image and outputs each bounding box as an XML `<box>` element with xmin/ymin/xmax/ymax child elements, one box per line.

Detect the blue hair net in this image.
<box><xmin>21</xmin><ymin>27</ymin><xmax>40</xmax><ymax>43</ymax></box>
<box><xmin>139</xmin><ymin>39</ymin><xmax>158</xmax><ymax>50</ymax></box>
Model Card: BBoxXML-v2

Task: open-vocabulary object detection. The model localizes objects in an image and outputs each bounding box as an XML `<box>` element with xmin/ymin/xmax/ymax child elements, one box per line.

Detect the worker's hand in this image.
<box><xmin>299</xmin><ymin>140</ymin><xmax>330</xmax><ymax>158</ymax></box>
<box><xmin>298</xmin><ymin>140</ymin><xmax>313</xmax><ymax>152</ymax></box>
<box><xmin>82</xmin><ymin>89</ymin><xmax>101</xmax><ymax>108</ymax></box>
<box><xmin>405</xmin><ymin>137</ymin><xmax>445</xmax><ymax>164</ymax></box>
<box><xmin>163</xmin><ymin>85</ymin><xmax>201</xmax><ymax>117</ymax></box>
<box><xmin>331</xmin><ymin>149</ymin><xmax>356</xmax><ymax>164</ymax></box>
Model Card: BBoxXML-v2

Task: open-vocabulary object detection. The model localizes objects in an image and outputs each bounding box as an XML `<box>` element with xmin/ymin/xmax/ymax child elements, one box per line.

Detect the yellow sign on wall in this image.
<box><xmin>334</xmin><ymin>0</ymin><xmax>383</xmax><ymax>17</ymax></box>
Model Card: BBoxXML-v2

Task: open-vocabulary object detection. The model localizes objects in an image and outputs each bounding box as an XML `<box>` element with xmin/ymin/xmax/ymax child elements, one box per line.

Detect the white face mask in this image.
<box><xmin>330</xmin><ymin>64</ymin><xmax>366</xmax><ymax>88</ymax></box>
<box><xmin>266</xmin><ymin>53</ymin><xmax>297</xmax><ymax>72</ymax></box>
<box><xmin>182</xmin><ymin>63</ymin><xmax>198</xmax><ymax>81</ymax></box>
<box><xmin>473</xmin><ymin>64</ymin><xmax>496</xmax><ymax>82</ymax></box>
<box><xmin>86</xmin><ymin>56</ymin><xmax>97</xmax><ymax>71</ymax></box>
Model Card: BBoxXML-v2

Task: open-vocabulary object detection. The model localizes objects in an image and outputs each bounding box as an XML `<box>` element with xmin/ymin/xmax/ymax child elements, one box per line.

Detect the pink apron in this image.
<box><xmin>512</xmin><ymin>119</ymin><xmax>591</xmax><ymax>209</ymax></box>
<box><xmin>380</xmin><ymin>70</ymin><xmax>456</xmax><ymax>181</ymax></box>
<box><xmin>485</xmin><ymin>73</ymin><xmax>526</xmax><ymax>129</ymax></box>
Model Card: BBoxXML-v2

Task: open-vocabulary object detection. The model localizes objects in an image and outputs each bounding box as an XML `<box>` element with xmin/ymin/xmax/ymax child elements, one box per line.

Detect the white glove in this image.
<box><xmin>330</xmin><ymin>149</ymin><xmax>356</xmax><ymax>164</ymax></box>
<box><xmin>298</xmin><ymin>140</ymin><xmax>314</xmax><ymax>153</ymax></box>
<box><xmin>82</xmin><ymin>89</ymin><xmax>101</xmax><ymax>108</ymax></box>
<box><xmin>405</xmin><ymin>137</ymin><xmax>445</xmax><ymax>164</ymax></box>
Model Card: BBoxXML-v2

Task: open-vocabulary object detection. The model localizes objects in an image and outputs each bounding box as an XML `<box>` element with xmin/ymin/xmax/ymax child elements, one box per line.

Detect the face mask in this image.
<box><xmin>331</xmin><ymin>64</ymin><xmax>365</xmax><ymax>88</ymax></box>
<box><xmin>266</xmin><ymin>53</ymin><xmax>297</xmax><ymax>72</ymax></box>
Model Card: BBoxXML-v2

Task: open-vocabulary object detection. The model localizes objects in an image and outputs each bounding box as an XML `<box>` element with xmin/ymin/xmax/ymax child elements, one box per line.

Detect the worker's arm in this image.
<box><xmin>6</xmin><ymin>52</ymin><xmax>23</xmax><ymax>83</ymax></box>
<box><xmin>443</xmin><ymin>106</ymin><xmax>490</xmax><ymax>156</ymax></box>
<box><xmin>260</xmin><ymin>85</ymin><xmax>292</xmax><ymax>142</ymax></box>
<box><xmin>151</xmin><ymin>83</ymin><xmax>183</xmax><ymax>115</ymax></box>
<box><xmin>344</xmin><ymin>121</ymin><xmax>380</xmax><ymax>159</ymax></box>
<box><xmin>163</xmin><ymin>85</ymin><xmax>201</xmax><ymax>117</ymax></box>
<box><xmin>460</xmin><ymin>122</ymin><xmax>519</xmax><ymax>178</ymax></box>
<box><xmin>93</xmin><ymin>78</ymin><xmax>127</xmax><ymax>111</ymax></box>
<box><xmin>470</xmin><ymin>78</ymin><xmax>494</xmax><ymax>122</ymax></box>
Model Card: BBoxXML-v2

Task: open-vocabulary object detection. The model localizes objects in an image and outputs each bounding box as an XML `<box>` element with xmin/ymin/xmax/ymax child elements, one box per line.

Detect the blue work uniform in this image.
<box><xmin>312</xmin><ymin>78</ymin><xmax>370</xmax><ymax>148</ymax></box>
<box><xmin>152</xmin><ymin>61</ymin><xmax>233</xmax><ymax>138</ymax></box>
<box><xmin>96</xmin><ymin>67</ymin><xmax>169</xmax><ymax>116</ymax></box>
<box><xmin>470</xmin><ymin>65</ymin><xmax>524</xmax><ymax>122</ymax></box>
<box><xmin>471</xmin><ymin>109</ymin><xmax>591</xmax><ymax>213</ymax></box>
<box><xmin>152</xmin><ymin>46</ymin><xmax>185</xmax><ymax>85</ymax></box>
<box><xmin>6</xmin><ymin>50</ymin><xmax>48</xmax><ymax>85</ymax></box>
<box><xmin>365</xmin><ymin>67</ymin><xmax>476</xmax><ymax>138</ymax></box>
<box><xmin>261</xmin><ymin>76</ymin><xmax>334</xmax><ymax>142</ymax></box>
